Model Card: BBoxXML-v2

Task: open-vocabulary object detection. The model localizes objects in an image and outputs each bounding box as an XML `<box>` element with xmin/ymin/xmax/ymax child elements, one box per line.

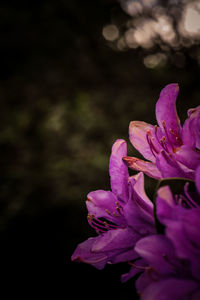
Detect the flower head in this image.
<box><xmin>72</xmin><ymin>139</ymin><xmax>155</xmax><ymax>278</ymax></box>
<box><xmin>123</xmin><ymin>84</ymin><xmax>200</xmax><ymax>180</ymax></box>
<box><xmin>131</xmin><ymin>173</ymin><xmax>200</xmax><ymax>299</ymax></box>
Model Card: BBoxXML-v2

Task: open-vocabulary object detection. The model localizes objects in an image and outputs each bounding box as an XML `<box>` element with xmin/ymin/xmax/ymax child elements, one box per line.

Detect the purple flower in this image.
<box><xmin>123</xmin><ymin>84</ymin><xmax>200</xmax><ymax>180</ymax></box>
<box><xmin>135</xmin><ymin>232</ymin><xmax>200</xmax><ymax>300</ymax></box>
<box><xmin>131</xmin><ymin>174</ymin><xmax>200</xmax><ymax>299</ymax></box>
<box><xmin>71</xmin><ymin>139</ymin><xmax>155</xmax><ymax>278</ymax></box>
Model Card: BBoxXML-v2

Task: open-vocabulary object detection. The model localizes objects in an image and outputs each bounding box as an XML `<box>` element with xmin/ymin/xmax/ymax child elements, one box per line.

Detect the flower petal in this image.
<box><xmin>155</xmin><ymin>83</ymin><xmax>181</xmax><ymax>146</ymax></box>
<box><xmin>109</xmin><ymin>139</ymin><xmax>129</xmax><ymax>202</ymax></box>
<box><xmin>195</xmin><ymin>165</ymin><xmax>200</xmax><ymax>195</ymax></box>
<box><xmin>165</xmin><ymin>207</ymin><xmax>200</xmax><ymax>280</ymax></box>
<box><xmin>156</xmin><ymin>150</ymin><xmax>194</xmax><ymax>179</ymax></box>
<box><xmin>71</xmin><ymin>237</ymin><xmax>108</xmax><ymax>269</ymax></box>
<box><xmin>135</xmin><ymin>271</ymin><xmax>153</xmax><ymax>294</ymax></box>
<box><xmin>92</xmin><ymin>228</ymin><xmax>139</xmax><ymax>253</ymax></box>
<box><xmin>182</xmin><ymin>106</ymin><xmax>200</xmax><ymax>149</ymax></box>
<box><xmin>121</xmin><ymin>259</ymin><xmax>147</xmax><ymax>283</ymax></box>
<box><xmin>86</xmin><ymin>190</ymin><xmax>119</xmax><ymax>221</ymax></box>
<box><xmin>111</xmin><ymin>247</ymin><xmax>138</xmax><ymax>264</ymax></box>
<box><xmin>129</xmin><ymin>173</ymin><xmax>154</xmax><ymax>217</ymax></box>
<box><xmin>174</xmin><ymin>145</ymin><xmax>200</xmax><ymax>170</ymax></box>
<box><xmin>123</xmin><ymin>176</ymin><xmax>155</xmax><ymax>234</ymax></box>
<box><xmin>140</xmin><ymin>279</ymin><xmax>198</xmax><ymax>300</ymax></box>
<box><xmin>191</xmin><ymin>288</ymin><xmax>200</xmax><ymax>300</ymax></box>
<box><xmin>123</xmin><ymin>156</ymin><xmax>162</xmax><ymax>179</ymax></box>
<box><xmin>135</xmin><ymin>235</ymin><xmax>176</xmax><ymax>275</ymax></box>
<box><xmin>129</xmin><ymin>121</ymin><xmax>157</xmax><ymax>163</ymax></box>
<box><xmin>121</xmin><ymin>267</ymin><xmax>142</xmax><ymax>283</ymax></box>
<box><xmin>156</xmin><ymin>185</ymin><xmax>175</xmax><ymax>222</ymax></box>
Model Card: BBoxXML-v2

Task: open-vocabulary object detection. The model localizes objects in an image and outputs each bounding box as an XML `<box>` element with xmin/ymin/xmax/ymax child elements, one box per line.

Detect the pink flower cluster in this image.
<box><xmin>72</xmin><ymin>84</ymin><xmax>200</xmax><ymax>300</ymax></box>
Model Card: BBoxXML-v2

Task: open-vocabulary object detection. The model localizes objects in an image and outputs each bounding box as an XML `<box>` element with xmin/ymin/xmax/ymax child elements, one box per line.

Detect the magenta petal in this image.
<box><xmin>71</xmin><ymin>237</ymin><xmax>108</xmax><ymax>270</ymax></box>
<box><xmin>86</xmin><ymin>190</ymin><xmax>119</xmax><ymax>221</ymax></box>
<box><xmin>109</xmin><ymin>139</ymin><xmax>129</xmax><ymax>202</ymax></box>
<box><xmin>155</xmin><ymin>83</ymin><xmax>181</xmax><ymax>145</ymax></box>
<box><xmin>164</xmin><ymin>209</ymin><xmax>200</xmax><ymax>281</ymax></box>
<box><xmin>121</xmin><ymin>267</ymin><xmax>142</xmax><ymax>283</ymax></box>
<box><xmin>183</xmin><ymin>208</ymin><xmax>200</xmax><ymax>249</ymax></box>
<box><xmin>141</xmin><ymin>279</ymin><xmax>198</xmax><ymax>300</ymax></box>
<box><xmin>182</xmin><ymin>106</ymin><xmax>200</xmax><ymax>149</ymax></box>
<box><xmin>191</xmin><ymin>289</ymin><xmax>200</xmax><ymax>300</ymax></box>
<box><xmin>123</xmin><ymin>156</ymin><xmax>162</xmax><ymax>179</ymax></box>
<box><xmin>130</xmin><ymin>172</ymin><xmax>154</xmax><ymax>215</ymax></box>
<box><xmin>156</xmin><ymin>150</ymin><xmax>194</xmax><ymax>179</ymax></box>
<box><xmin>195</xmin><ymin>165</ymin><xmax>200</xmax><ymax>195</ymax></box>
<box><xmin>157</xmin><ymin>185</ymin><xmax>175</xmax><ymax>207</ymax></box>
<box><xmin>111</xmin><ymin>248</ymin><xmax>138</xmax><ymax>264</ymax></box>
<box><xmin>123</xmin><ymin>176</ymin><xmax>155</xmax><ymax>234</ymax></box>
<box><xmin>156</xmin><ymin>186</ymin><xmax>175</xmax><ymax>222</ymax></box>
<box><xmin>166</xmin><ymin>207</ymin><xmax>200</xmax><ymax>255</ymax></box>
<box><xmin>121</xmin><ymin>259</ymin><xmax>147</xmax><ymax>283</ymax></box>
<box><xmin>135</xmin><ymin>271</ymin><xmax>153</xmax><ymax>294</ymax></box>
<box><xmin>135</xmin><ymin>235</ymin><xmax>176</xmax><ymax>275</ymax></box>
<box><xmin>129</xmin><ymin>121</ymin><xmax>157</xmax><ymax>163</ymax></box>
<box><xmin>174</xmin><ymin>145</ymin><xmax>200</xmax><ymax>170</ymax></box>
<box><xmin>92</xmin><ymin>228</ymin><xmax>139</xmax><ymax>253</ymax></box>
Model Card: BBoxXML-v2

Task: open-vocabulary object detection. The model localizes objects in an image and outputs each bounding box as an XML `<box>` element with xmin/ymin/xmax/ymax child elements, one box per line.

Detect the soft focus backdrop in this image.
<box><xmin>1</xmin><ymin>0</ymin><xmax>200</xmax><ymax>298</ymax></box>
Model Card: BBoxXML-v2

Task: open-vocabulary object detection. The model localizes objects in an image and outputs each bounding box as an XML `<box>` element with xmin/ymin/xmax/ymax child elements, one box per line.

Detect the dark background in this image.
<box><xmin>0</xmin><ymin>0</ymin><xmax>200</xmax><ymax>298</ymax></box>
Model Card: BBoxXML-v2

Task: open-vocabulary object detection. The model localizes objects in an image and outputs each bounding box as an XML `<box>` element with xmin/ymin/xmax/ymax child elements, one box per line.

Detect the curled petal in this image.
<box><xmin>155</xmin><ymin>83</ymin><xmax>181</xmax><ymax>146</ymax></box>
<box><xmin>123</xmin><ymin>156</ymin><xmax>162</xmax><ymax>179</ymax></box>
<box><xmin>129</xmin><ymin>173</ymin><xmax>153</xmax><ymax>215</ymax></box>
<box><xmin>182</xmin><ymin>106</ymin><xmax>200</xmax><ymax>149</ymax></box>
<box><xmin>157</xmin><ymin>185</ymin><xmax>175</xmax><ymax>207</ymax></box>
<box><xmin>129</xmin><ymin>121</ymin><xmax>157</xmax><ymax>163</ymax></box>
<box><xmin>109</xmin><ymin>139</ymin><xmax>129</xmax><ymax>202</ymax></box>
<box><xmin>123</xmin><ymin>176</ymin><xmax>155</xmax><ymax>234</ymax></box>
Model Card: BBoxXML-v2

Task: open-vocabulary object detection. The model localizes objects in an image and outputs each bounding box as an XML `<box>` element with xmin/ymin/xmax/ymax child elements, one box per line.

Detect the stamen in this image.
<box><xmin>184</xmin><ymin>182</ymin><xmax>198</xmax><ymax>208</ymax></box>
<box><xmin>162</xmin><ymin>120</ymin><xmax>175</xmax><ymax>151</ymax></box>
<box><xmin>128</xmin><ymin>262</ymin><xmax>158</xmax><ymax>281</ymax></box>
<box><xmin>146</xmin><ymin>130</ymin><xmax>159</xmax><ymax>157</ymax></box>
<box><xmin>113</xmin><ymin>212</ymin><xmax>120</xmax><ymax>217</ymax></box>
<box><xmin>87</xmin><ymin>215</ymin><xmax>106</xmax><ymax>233</ymax></box>
<box><xmin>178</xmin><ymin>195</ymin><xmax>190</xmax><ymax>208</ymax></box>
<box><xmin>87</xmin><ymin>214</ymin><xmax>119</xmax><ymax>233</ymax></box>
<box><xmin>115</xmin><ymin>201</ymin><xmax>123</xmax><ymax>215</ymax></box>
<box><xmin>169</xmin><ymin>128</ymin><xmax>182</xmax><ymax>146</ymax></box>
<box><xmin>128</xmin><ymin>261</ymin><xmax>149</xmax><ymax>270</ymax></box>
<box><xmin>175</xmin><ymin>194</ymin><xmax>182</xmax><ymax>205</ymax></box>
<box><xmin>175</xmin><ymin>188</ymin><xmax>197</xmax><ymax>209</ymax></box>
<box><xmin>159</xmin><ymin>136</ymin><xmax>170</xmax><ymax>152</ymax></box>
<box><xmin>105</xmin><ymin>209</ymin><xmax>111</xmax><ymax>215</ymax></box>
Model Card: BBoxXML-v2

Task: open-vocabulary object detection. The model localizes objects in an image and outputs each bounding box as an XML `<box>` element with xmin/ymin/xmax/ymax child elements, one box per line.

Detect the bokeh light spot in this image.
<box><xmin>102</xmin><ymin>25</ymin><xmax>119</xmax><ymax>41</ymax></box>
